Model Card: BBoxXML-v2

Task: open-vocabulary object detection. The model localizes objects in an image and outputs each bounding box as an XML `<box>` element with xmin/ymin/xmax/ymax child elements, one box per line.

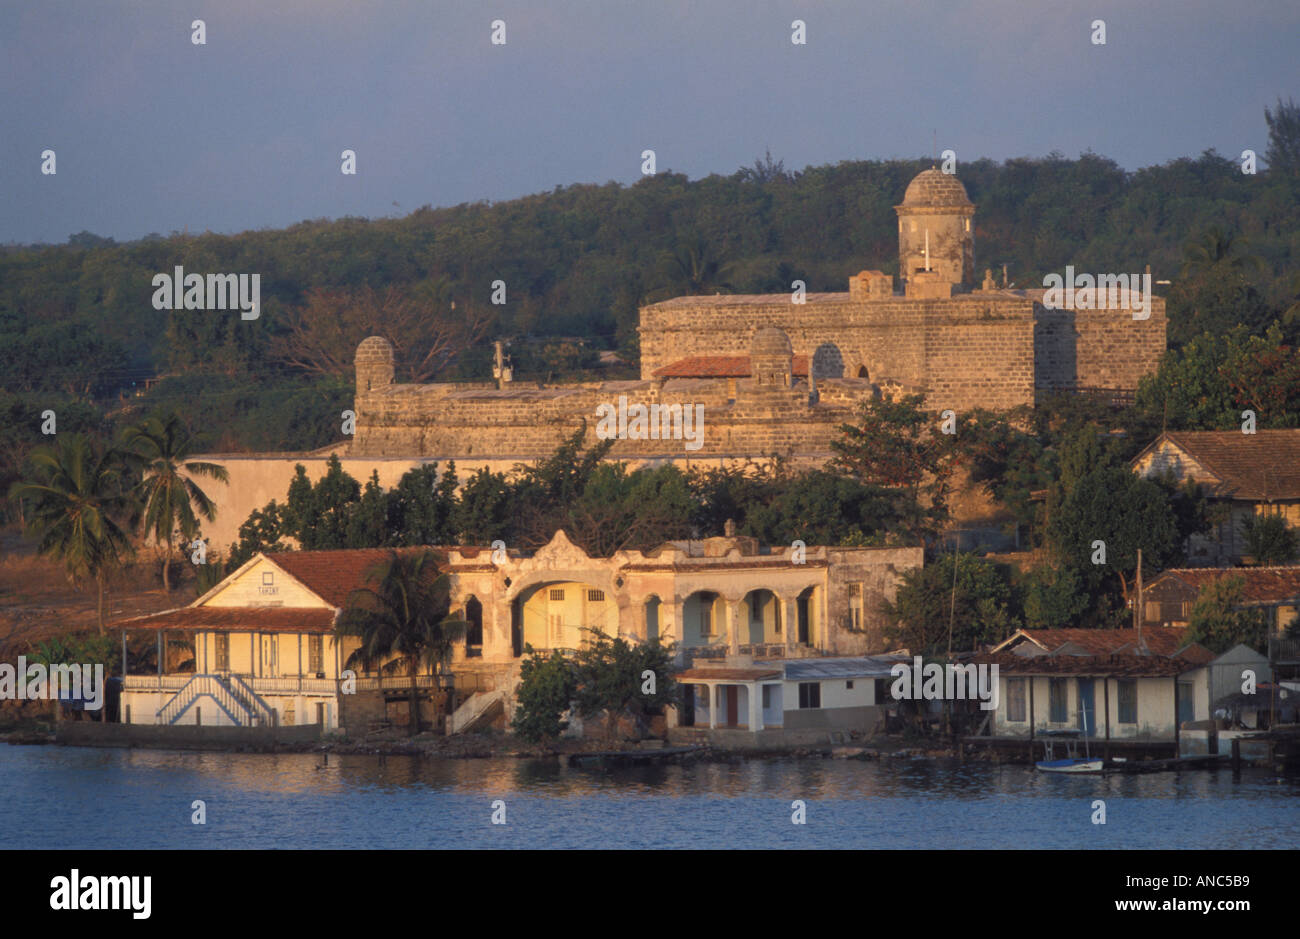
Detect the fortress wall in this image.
<box><xmin>1035</xmin><ymin>300</ymin><xmax>1167</xmax><ymax>391</ymax></box>
<box><xmin>355</xmin><ymin>379</ymin><xmax>859</xmax><ymax>462</ymax></box>
<box><xmin>923</xmin><ymin>315</ymin><xmax>1037</xmax><ymax>412</ymax></box>
<box><xmin>1072</xmin><ymin>299</ymin><xmax>1167</xmax><ymax>390</ymax></box>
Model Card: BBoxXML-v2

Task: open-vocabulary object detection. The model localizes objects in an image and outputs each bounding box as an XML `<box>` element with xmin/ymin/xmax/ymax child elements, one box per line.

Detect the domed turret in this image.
<box><xmin>355</xmin><ymin>336</ymin><xmax>395</xmax><ymax>393</ymax></box>
<box><xmin>895</xmin><ymin>169</ymin><xmax>975</xmax><ymax>292</ymax></box>
<box><xmin>751</xmin><ymin>326</ymin><xmax>793</xmax><ymax>388</ymax></box>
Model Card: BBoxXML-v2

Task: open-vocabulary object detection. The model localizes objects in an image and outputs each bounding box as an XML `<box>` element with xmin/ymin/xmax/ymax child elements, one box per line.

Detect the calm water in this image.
<box><xmin>2</xmin><ymin>745</ymin><xmax>1295</xmax><ymax>849</ymax></box>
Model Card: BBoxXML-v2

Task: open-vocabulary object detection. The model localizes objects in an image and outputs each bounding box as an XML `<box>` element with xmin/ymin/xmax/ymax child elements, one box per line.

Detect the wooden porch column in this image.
<box><xmin>1103</xmin><ymin>678</ymin><xmax>1111</xmax><ymax>761</ymax></box>
<box><xmin>1028</xmin><ymin>675</ymin><xmax>1036</xmax><ymax>761</ymax></box>
<box><xmin>297</xmin><ymin>633</ymin><xmax>303</xmax><ymax>691</ymax></box>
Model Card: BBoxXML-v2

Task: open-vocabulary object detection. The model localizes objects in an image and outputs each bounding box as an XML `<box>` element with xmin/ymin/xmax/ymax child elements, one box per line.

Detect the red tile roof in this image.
<box><xmin>972</xmin><ymin>652</ymin><xmax>1197</xmax><ymax>677</ymax></box>
<box><xmin>111</xmin><ymin>607</ymin><xmax>337</xmax><ymax>633</ymax></box>
<box><xmin>997</xmin><ymin>627</ymin><xmax>1210</xmax><ymax>662</ymax></box>
<box><xmin>652</xmin><ymin>354</ymin><xmax>810</xmax><ymax>379</ymax></box>
<box><xmin>269</xmin><ymin>547</ymin><xmax>445</xmax><ymax>607</ymax></box>
<box><xmin>1141</xmin><ymin>430</ymin><xmax>1300</xmax><ymax>500</ymax></box>
<box><xmin>1147</xmin><ymin>567</ymin><xmax>1300</xmax><ymax>605</ymax></box>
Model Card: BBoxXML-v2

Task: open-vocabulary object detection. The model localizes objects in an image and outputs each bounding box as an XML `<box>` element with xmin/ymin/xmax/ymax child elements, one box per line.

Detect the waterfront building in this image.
<box><xmin>112</xmin><ymin>531</ymin><xmax>920</xmax><ymax>736</ymax></box>
<box><xmin>976</xmin><ymin>628</ymin><xmax>1215</xmax><ymax>744</ymax></box>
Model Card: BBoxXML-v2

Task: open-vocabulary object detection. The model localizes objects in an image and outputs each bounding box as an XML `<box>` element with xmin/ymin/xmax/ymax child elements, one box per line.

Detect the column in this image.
<box><xmin>749</xmin><ymin>683</ymin><xmax>762</xmax><ymax>732</ymax></box>
<box><xmin>708</xmin><ymin>684</ymin><xmax>717</xmax><ymax>729</ymax></box>
<box><xmin>725</xmin><ymin>600</ymin><xmax>741</xmax><ymax>655</ymax></box>
<box><xmin>782</xmin><ymin>597</ymin><xmax>797</xmax><ymax>653</ymax></box>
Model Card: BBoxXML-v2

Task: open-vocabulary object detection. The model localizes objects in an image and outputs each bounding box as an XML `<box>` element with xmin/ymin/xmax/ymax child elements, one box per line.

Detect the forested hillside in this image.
<box><xmin>2</xmin><ymin>100</ymin><xmax>1298</xmax><ymax>511</ymax></box>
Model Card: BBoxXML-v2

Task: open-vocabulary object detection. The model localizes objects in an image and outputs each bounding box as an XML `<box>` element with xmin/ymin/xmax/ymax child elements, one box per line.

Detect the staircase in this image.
<box><xmin>447</xmin><ymin>690</ymin><xmax>505</xmax><ymax>735</ymax></box>
<box><xmin>157</xmin><ymin>674</ymin><xmax>277</xmax><ymax>727</ymax></box>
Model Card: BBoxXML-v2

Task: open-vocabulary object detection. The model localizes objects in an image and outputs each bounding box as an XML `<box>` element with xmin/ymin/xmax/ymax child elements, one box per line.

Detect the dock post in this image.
<box><xmin>1231</xmin><ymin>736</ymin><xmax>1241</xmax><ymax>773</ymax></box>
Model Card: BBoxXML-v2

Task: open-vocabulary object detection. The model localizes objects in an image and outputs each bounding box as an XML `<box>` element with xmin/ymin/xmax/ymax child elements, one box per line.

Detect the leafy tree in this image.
<box><xmin>1241</xmin><ymin>514</ymin><xmax>1298</xmax><ymax>565</ymax></box>
<box><xmin>8</xmin><ymin>435</ymin><xmax>133</xmax><ymax>632</ymax></box>
<box><xmin>570</xmin><ymin>629</ymin><xmax>678</xmax><ymax>741</ymax></box>
<box><xmin>1185</xmin><ymin>575</ymin><xmax>1270</xmax><ymax>654</ymax></box>
<box><xmin>225</xmin><ymin>501</ymin><xmax>289</xmax><ymax>570</ymax></box>
<box><xmin>122</xmin><ymin>413</ymin><xmax>229</xmax><ymax>590</ymax></box>
<box><xmin>512</xmin><ymin>645</ymin><xmax>577</xmax><ymax>747</ymax></box>
<box><xmin>333</xmin><ymin>549</ymin><xmax>467</xmax><ymax>735</ymax></box>
<box><xmin>831</xmin><ymin>394</ymin><xmax>956</xmax><ymax>534</ymax></box>
<box><xmin>884</xmin><ymin>553</ymin><xmax>1018</xmax><ymax>655</ymax></box>
<box><xmin>1265</xmin><ymin>96</ymin><xmax>1300</xmax><ymax>177</ymax></box>
<box><xmin>1017</xmin><ymin>564</ymin><xmax>1091</xmax><ymax>630</ymax></box>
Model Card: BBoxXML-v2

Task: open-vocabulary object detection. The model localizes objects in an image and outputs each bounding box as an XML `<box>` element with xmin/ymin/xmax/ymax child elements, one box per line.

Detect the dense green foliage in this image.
<box><xmin>1185</xmin><ymin>575</ymin><xmax>1271</xmax><ymax>654</ymax></box>
<box><xmin>333</xmin><ymin>549</ymin><xmax>467</xmax><ymax>734</ymax></box>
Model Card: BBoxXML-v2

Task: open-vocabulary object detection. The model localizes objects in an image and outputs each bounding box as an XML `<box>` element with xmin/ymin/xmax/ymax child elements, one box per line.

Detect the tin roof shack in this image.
<box><xmin>669</xmin><ymin>654</ymin><xmax>906</xmax><ymax>748</ymax></box>
<box><xmin>1140</xmin><ymin>567</ymin><xmax>1300</xmax><ymax>637</ymax></box>
<box><xmin>1205</xmin><ymin>643</ymin><xmax>1273</xmax><ymax>713</ymax></box>
<box><xmin>1132</xmin><ymin>430</ymin><xmax>1300</xmax><ymax>566</ymax></box>
<box><xmin>976</xmin><ymin>628</ymin><xmax>1214</xmax><ymax>754</ymax></box>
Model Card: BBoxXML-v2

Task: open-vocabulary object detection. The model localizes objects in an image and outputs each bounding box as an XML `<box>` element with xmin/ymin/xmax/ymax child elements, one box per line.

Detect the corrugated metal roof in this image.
<box><xmin>779</xmin><ymin>656</ymin><xmax>909</xmax><ymax>680</ymax></box>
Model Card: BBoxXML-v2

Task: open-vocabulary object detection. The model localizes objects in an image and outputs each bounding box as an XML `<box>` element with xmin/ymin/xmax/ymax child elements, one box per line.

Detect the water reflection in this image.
<box><xmin>1</xmin><ymin>746</ymin><xmax>1295</xmax><ymax>850</ymax></box>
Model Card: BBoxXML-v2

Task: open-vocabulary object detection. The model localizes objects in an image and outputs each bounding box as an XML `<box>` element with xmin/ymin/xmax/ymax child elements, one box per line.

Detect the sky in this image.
<box><xmin>2</xmin><ymin>0</ymin><xmax>1298</xmax><ymax>245</ymax></box>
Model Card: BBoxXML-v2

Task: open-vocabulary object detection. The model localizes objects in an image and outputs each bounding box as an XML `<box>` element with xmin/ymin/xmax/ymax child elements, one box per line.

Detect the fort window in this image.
<box><xmin>587</xmin><ymin>589</ymin><xmax>604</xmax><ymax>602</ymax></box>
<box><xmin>549</xmin><ymin>588</ymin><xmax>565</xmax><ymax>601</ymax></box>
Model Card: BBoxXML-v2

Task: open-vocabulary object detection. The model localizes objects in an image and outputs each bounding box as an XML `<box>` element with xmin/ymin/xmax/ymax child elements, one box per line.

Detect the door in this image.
<box><xmin>1077</xmin><ymin>679</ymin><xmax>1096</xmax><ymax>735</ymax></box>
<box><xmin>797</xmin><ymin>596</ymin><xmax>810</xmax><ymax>644</ymax></box>
<box><xmin>725</xmin><ymin>687</ymin><xmax>738</xmax><ymax>727</ymax></box>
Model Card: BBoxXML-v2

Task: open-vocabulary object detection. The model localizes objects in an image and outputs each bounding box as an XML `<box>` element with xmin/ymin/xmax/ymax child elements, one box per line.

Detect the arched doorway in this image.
<box><xmin>857</xmin><ymin>365</ymin><xmax>870</xmax><ymax>379</ymax></box>
<box><xmin>682</xmin><ymin>591</ymin><xmax>724</xmax><ymax>649</ymax></box>
<box><xmin>513</xmin><ymin>581</ymin><xmax>618</xmax><ymax>652</ymax></box>
<box><xmin>742</xmin><ymin>589</ymin><xmax>781</xmax><ymax>645</ymax></box>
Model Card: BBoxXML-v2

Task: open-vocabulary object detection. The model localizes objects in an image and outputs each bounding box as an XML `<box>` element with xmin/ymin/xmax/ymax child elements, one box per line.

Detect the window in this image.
<box><xmin>549</xmin><ymin>588</ymin><xmax>565</xmax><ymax>601</ymax></box>
<box><xmin>214</xmin><ymin>634</ymin><xmax>229</xmax><ymax>672</ymax></box>
<box><xmin>308</xmin><ymin>635</ymin><xmax>323</xmax><ymax>674</ymax></box>
<box><xmin>1007</xmin><ymin>678</ymin><xmax>1026</xmax><ymax>722</ymax></box>
<box><xmin>798</xmin><ymin>682</ymin><xmax>821</xmax><ymax>709</ymax></box>
<box><xmin>587</xmin><ymin>589</ymin><xmax>605</xmax><ymax>602</ymax></box>
<box><xmin>262</xmin><ymin>571</ymin><xmax>274</xmax><ymax>585</ymax></box>
<box><xmin>848</xmin><ymin>583</ymin><xmax>863</xmax><ymax>631</ymax></box>
<box><xmin>846</xmin><ymin>680</ymin><xmax>854</xmax><ymax>690</ymax></box>
<box><xmin>1118</xmin><ymin>680</ymin><xmax>1138</xmax><ymax>724</ymax></box>
<box><xmin>1049</xmin><ymin>678</ymin><xmax>1068</xmax><ymax>723</ymax></box>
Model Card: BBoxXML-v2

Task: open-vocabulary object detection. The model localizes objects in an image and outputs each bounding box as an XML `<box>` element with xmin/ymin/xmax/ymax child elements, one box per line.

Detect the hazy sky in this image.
<box><xmin>3</xmin><ymin>0</ymin><xmax>1297</xmax><ymax>244</ymax></box>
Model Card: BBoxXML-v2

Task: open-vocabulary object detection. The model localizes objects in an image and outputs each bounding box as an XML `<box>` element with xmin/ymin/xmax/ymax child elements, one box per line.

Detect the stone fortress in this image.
<box><xmin>351</xmin><ymin>168</ymin><xmax>1166</xmax><ymax>462</ymax></box>
<box><xmin>197</xmin><ymin>168</ymin><xmax>1167</xmax><ymax>550</ymax></box>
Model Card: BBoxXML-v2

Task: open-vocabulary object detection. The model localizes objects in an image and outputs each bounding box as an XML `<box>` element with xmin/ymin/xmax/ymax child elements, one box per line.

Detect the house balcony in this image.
<box><xmin>1269</xmin><ymin>637</ymin><xmax>1300</xmax><ymax>666</ymax></box>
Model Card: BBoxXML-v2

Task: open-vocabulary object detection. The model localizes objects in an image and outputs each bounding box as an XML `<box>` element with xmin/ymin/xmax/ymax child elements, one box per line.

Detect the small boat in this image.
<box><xmin>1035</xmin><ymin>725</ymin><xmax>1105</xmax><ymax>774</ymax></box>
<box><xmin>1036</xmin><ymin>757</ymin><xmax>1105</xmax><ymax>774</ymax></box>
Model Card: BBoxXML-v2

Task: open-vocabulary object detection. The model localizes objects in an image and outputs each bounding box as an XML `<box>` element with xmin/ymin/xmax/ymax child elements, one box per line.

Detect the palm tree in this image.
<box><xmin>9</xmin><ymin>434</ymin><xmax>133</xmax><ymax>633</ymax></box>
<box><xmin>658</xmin><ymin>232</ymin><xmax>735</xmax><ymax>296</ymax></box>
<box><xmin>333</xmin><ymin>549</ymin><xmax>467</xmax><ymax>735</ymax></box>
<box><xmin>1180</xmin><ymin>226</ymin><xmax>1264</xmax><ymax>278</ymax></box>
<box><xmin>122</xmin><ymin>413</ymin><xmax>229</xmax><ymax>591</ymax></box>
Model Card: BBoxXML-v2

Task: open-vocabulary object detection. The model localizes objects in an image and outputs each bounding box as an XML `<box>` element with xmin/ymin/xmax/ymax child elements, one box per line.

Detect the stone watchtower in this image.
<box><xmin>355</xmin><ymin>336</ymin><xmax>395</xmax><ymax>393</ymax></box>
<box><xmin>751</xmin><ymin>326</ymin><xmax>793</xmax><ymax>388</ymax></box>
<box><xmin>895</xmin><ymin>168</ymin><xmax>975</xmax><ymax>294</ymax></box>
